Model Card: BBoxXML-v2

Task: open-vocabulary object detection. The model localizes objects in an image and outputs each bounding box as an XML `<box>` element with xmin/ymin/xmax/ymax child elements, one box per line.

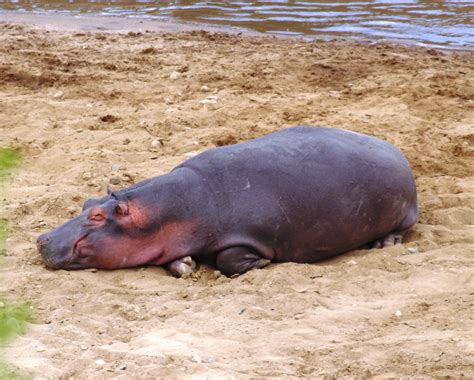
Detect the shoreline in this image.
<box><xmin>0</xmin><ymin>10</ymin><xmax>472</xmax><ymax>52</ymax></box>
<box><xmin>0</xmin><ymin>10</ymin><xmax>264</xmax><ymax>35</ymax></box>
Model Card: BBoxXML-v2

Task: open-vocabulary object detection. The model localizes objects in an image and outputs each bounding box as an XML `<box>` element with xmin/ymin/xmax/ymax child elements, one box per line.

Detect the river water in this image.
<box><xmin>1</xmin><ymin>1</ymin><xmax>473</xmax><ymax>50</ymax></box>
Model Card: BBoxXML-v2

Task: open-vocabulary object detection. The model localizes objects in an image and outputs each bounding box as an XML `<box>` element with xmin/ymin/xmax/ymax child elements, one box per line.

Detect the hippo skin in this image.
<box><xmin>37</xmin><ymin>126</ymin><xmax>418</xmax><ymax>277</ymax></box>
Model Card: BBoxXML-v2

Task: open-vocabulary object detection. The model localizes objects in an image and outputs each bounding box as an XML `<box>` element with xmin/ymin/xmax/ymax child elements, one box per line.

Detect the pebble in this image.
<box><xmin>67</xmin><ymin>206</ymin><xmax>76</xmax><ymax>215</ymax></box>
<box><xmin>111</xmin><ymin>164</ymin><xmax>125</xmax><ymax>172</ymax></box>
<box><xmin>407</xmin><ymin>247</ymin><xmax>418</xmax><ymax>254</ymax></box>
<box><xmin>395</xmin><ymin>310</ymin><xmax>402</xmax><ymax>318</ymax></box>
<box><xmin>200</xmin><ymin>85</ymin><xmax>211</xmax><ymax>92</ymax></box>
<box><xmin>36</xmin><ymin>346</ymin><xmax>46</xmax><ymax>352</ymax></box>
<box><xmin>348</xmin><ymin>259</ymin><xmax>357</xmax><ymax>265</ymax></box>
<box><xmin>123</xmin><ymin>138</ymin><xmax>131</xmax><ymax>145</ymax></box>
<box><xmin>80</xmin><ymin>345</ymin><xmax>87</xmax><ymax>351</ymax></box>
<box><xmin>169</xmin><ymin>71</ymin><xmax>181</xmax><ymax>81</ymax></box>
<box><xmin>95</xmin><ymin>359</ymin><xmax>106</xmax><ymax>368</ymax></box>
<box><xmin>122</xmin><ymin>172</ymin><xmax>135</xmax><ymax>183</ymax></box>
<box><xmin>117</xmin><ymin>364</ymin><xmax>127</xmax><ymax>371</ymax></box>
<box><xmin>199</xmin><ymin>98</ymin><xmax>217</xmax><ymax>105</ymax></box>
<box><xmin>151</xmin><ymin>139</ymin><xmax>164</xmax><ymax>148</ymax></box>
<box><xmin>82</xmin><ymin>172</ymin><xmax>92</xmax><ymax>181</ymax></box>
<box><xmin>191</xmin><ymin>354</ymin><xmax>202</xmax><ymax>363</ymax></box>
<box><xmin>53</xmin><ymin>91</ymin><xmax>64</xmax><ymax>99</ymax></box>
<box><xmin>109</xmin><ymin>177</ymin><xmax>121</xmax><ymax>185</ymax></box>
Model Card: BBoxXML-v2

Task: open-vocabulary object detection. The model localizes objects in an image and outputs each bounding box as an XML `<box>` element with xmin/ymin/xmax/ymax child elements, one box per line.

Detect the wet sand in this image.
<box><xmin>0</xmin><ymin>16</ymin><xmax>473</xmax><ymax>379</ymax></box>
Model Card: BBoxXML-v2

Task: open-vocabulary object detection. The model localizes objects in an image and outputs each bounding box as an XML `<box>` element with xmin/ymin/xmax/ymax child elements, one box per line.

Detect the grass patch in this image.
<box><xmin>0</xmin><ymin>148</ymin><xmax>34</xmax><ymax>378</ymax></box>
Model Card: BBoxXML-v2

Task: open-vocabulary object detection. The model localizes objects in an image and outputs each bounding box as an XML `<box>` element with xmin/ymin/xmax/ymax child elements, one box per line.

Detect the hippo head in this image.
<box><xmin>37</xmin><ymin>193</ymin><xmax>162</xmax><ymax>270</ymax></box>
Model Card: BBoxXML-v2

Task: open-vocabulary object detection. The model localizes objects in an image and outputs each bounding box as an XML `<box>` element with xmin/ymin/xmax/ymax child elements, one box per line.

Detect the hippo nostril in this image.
<box><xmin>37</xmin><ymin>236</ymin><xmax>49</xmax><ymax>251</ymax></box>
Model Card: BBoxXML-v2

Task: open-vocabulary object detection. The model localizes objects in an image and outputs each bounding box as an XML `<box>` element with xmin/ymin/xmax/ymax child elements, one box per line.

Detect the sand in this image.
<box><xmin>0</xmin><ymin>16</ymin><xmax>473</xmax><ymax>379</ymax></box>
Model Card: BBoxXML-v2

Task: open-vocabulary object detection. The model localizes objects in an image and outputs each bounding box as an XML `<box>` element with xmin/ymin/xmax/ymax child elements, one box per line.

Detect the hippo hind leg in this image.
<box><xmin>166</xmin><ymin>256</ymin><xmax>197</xmax><ymax>278</ymax></box>
<box><xmin>371</xmin><ymin>232</ymin><xmax>403</xmax><ymax>248</ymax></box>
<box><xmin>371</xmin><ymin>206</ymin><xmax>418</xmax><ymax>249</ymax></box>
<box><xmin>216</xmin><ymin>247</ymin><xmax>271</xmax><ymax>277</ymax></box>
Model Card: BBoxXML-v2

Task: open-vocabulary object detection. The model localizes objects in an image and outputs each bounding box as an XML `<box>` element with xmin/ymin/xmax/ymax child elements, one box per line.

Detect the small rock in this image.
<box><xmin>100</xmin><ymin>114</ymin><xmax>119</xmax><ymax>123</ymax></box>
<box><xmin>348</xmin><ymin>259</ymin><xmax>357</xmax><ymax>265</ymax></box>
<box><xmin>53</xmin><ymin>91</ymin><xmax>64</xmax><ymax>99</ymax></box>
<box><xmin>191</xmin><ymin>354</ymin><xmax>202</xmax><ymax>363</ymax></box>
<box><xmin>36</xmin><ymin>346</ymin><xmax>46</xmax><ymax>352</ymax></box>
<box><xmin>200</xmin><ymin>85</ymin><xmax>210</xmax><ymax>92</ymax></box>
<box><xmin>407</xmin><ymin>247</ymin><xmax>418</xmax><ymax>254</ymax></box>
<box><xmin>151</xmin><ymin>139</ymin><xmax>164</xmax><ymax>148</ymax></box>
<box><xmin>199</xmin><ymin>98</ymin><xmax>217</xmax><ymax>105</ymax></box>
<box><xmin>109</xmin><ymin>177</ymin><xmax>121</xmax><ymax>185</ymax></box>
<box><xmin>169</xmin><ymin>71</ymin><xmax>181</xmax><ymax>81</ymax></box>
<box><xmin>122</xmin><ymin>172</ymin><xmax>135</xmax><ymax>183</ymax></box>
<box><xmin>111</xmin><ymin>164</ymin><xmax>125</xmax><ymax>172</ymax></box>
<box><xmin>80</xmin><ymin>345</ymin><xmax>87</xmax><ymax>351</ymax></box>
<box><xmin>123</xmin><ymin>138</ymin><xmax>131</xmax><ymax>145</ymax></box>
<box><xmin>67</xmin><ymin>206</ymin><xmax>76</xmax><ymax>215</ymax></box>
<box><xmin>82</xmin><ymin>172</ymin><xmax>92</xmax><ymax>181</ymax></box>
<box><xmin>395</xmin><ymin>310</ymin><xmax>402</xmax><ymax>318</ymax></box>
<box><xmin>95</xmin><ymin>359</ymin><xmax>106</xmax><ymax>368</ymax></box>
<box><xmin>117</xmin><ymin>364</ymin><xmax>127</xmax><ymax>371</ymax></box>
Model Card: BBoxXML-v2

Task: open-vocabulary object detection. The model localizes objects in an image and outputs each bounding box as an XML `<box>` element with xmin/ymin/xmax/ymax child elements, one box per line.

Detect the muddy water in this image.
<box><xmin>1</xmin><ymin>1</ymin><xmax>473</xmax><ymax>49</ymax></box>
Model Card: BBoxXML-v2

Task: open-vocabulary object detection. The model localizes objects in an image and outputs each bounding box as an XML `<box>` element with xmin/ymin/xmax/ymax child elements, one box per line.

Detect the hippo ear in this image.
<box><xmin>114</xmin><ymin>202</ymin><xmax>129</xmax><ymax>216</ymax></box>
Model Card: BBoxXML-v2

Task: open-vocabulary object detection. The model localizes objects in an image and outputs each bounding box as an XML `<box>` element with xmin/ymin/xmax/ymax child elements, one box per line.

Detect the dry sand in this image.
<box><xmin>0</xmin><ymin>16</ymin><xmax>473</xmax><ymax>379</ymax></box>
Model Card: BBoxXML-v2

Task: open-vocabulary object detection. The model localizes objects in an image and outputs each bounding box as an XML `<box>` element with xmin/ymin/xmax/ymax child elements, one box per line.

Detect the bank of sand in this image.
<box><xmin>0</xmin><ymin>16</ymin><xmax>473</xmax><ymax>378</ymax></box>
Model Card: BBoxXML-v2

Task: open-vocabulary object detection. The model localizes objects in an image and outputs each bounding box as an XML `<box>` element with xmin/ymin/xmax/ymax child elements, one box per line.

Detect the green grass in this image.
<box><xmin>0</xmin><ymin>148</ymin><xmax>33</xmax><ymax>378</ymax></box>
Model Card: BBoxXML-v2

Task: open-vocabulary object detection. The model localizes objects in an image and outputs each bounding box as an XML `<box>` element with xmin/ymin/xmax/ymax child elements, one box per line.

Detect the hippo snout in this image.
<box><xmin>37</xmin><ymin>234</ymin><xmax>48</xmax><ymax>251</ymax></box>
<box><xmin>37</xmin><ymin>232</ymin><xmax>59</xmax><ymax>268</ymax></box>
<box><xmin>37</xmin><ymin>229</ymin><xmax>76</xmax><ymax>269</ymax></box>
<box><xmin>36</xmin><ymin>233</ymin><xmax>50</xmax><ymax>259</ymax></box>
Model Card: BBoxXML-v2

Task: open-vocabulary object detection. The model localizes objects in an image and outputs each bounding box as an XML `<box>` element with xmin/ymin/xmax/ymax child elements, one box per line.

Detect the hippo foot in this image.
<box><xmin>371</xmin><ymin>233</ymin><xmax>403</xmax><ymax>248</ymax></box>
<box><xmin>166</xmin><ymin>256</ymin><xmax>197</xmax><ymax>278</ymax></box>
<box><xmin>216</xmin><ymin>247</ymin><xmax>271</xmax><ymax>277</ymax></box>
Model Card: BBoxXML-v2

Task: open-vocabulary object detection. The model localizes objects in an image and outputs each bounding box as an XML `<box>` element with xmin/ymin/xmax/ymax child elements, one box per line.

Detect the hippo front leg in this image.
<box><xmin>166</xmin><ymin>256</ymin><xmax>197</xmax><ymax>278</ymax></box>
<box><xmin>216</xmin><ymin>247</ymin><xmax>271</xmax><ymax>277</ymax></box>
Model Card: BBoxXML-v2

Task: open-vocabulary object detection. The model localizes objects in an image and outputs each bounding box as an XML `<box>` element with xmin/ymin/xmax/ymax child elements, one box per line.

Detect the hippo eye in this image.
<box><xmin>90</xmin><ymin>213</ymin><xmax>105</xmax><ymax>222</ymax></box>
<box><xmin>88</xmin><ymin>207</ymin><xmax>105</xmax><ymax>222</ymax></box>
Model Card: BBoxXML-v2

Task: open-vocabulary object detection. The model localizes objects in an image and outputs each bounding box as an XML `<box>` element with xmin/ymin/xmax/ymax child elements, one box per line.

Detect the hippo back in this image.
<box><xmin>178</xmin><ymin>126</ymin><xmax>417</xmax><ymax>262</ymax></box>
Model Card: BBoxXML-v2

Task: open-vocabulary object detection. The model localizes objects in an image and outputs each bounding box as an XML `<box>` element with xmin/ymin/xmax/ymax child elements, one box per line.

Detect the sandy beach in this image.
<box><xmin>0</xmin><ymin>14</ymin><xmax>473</xmax><ymax>378</ymax></box>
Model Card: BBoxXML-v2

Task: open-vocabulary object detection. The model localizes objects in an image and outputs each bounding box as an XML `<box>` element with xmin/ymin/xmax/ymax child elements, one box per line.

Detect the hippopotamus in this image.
<box><xmin>37</xmin><ymin>126</ymin><xmax>418</xmax><ymax>277</ymax></box>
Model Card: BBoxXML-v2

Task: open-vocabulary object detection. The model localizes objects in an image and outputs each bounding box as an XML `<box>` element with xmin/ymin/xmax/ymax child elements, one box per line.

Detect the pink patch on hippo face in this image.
<box><xmin>86</xmin><ymin>220</ymin><xmax>200</xmax><ymax>269</ymax></box>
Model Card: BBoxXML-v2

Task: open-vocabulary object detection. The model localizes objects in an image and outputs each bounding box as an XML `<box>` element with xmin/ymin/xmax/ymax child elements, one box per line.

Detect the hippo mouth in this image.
<box><xmin>73</xmin><ymin>233</ymin><xmax>90</xmax><ymax>259</ymax></box>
